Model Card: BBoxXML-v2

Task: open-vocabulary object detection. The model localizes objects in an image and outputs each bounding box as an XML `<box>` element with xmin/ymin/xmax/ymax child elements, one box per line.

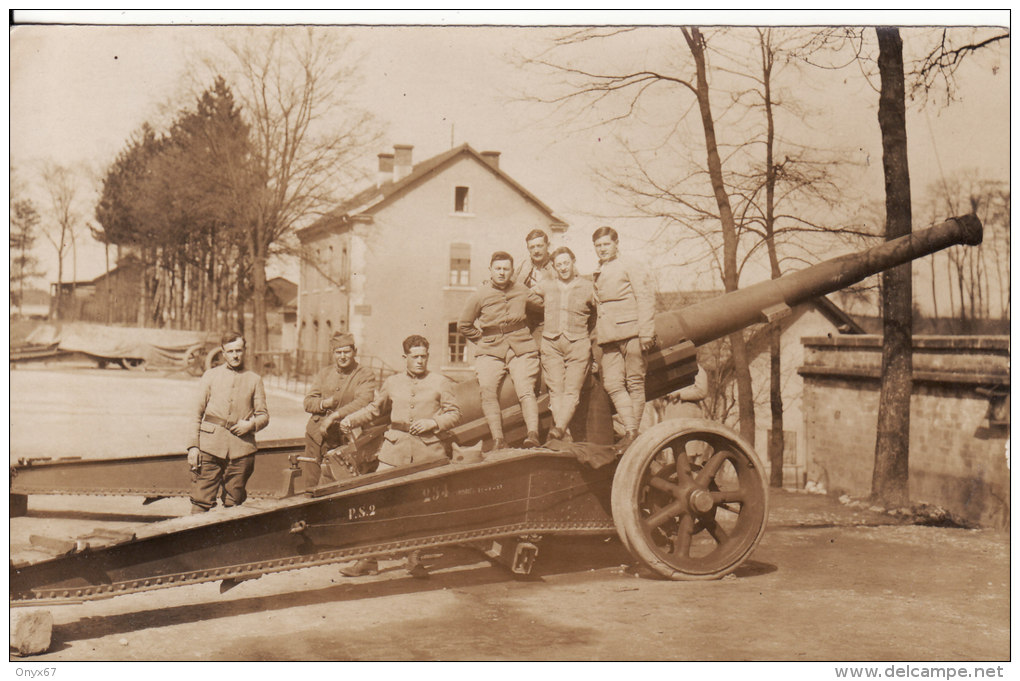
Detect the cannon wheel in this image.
<box><xmin>184</xmin><ymin>344</ymin><xmax>206</xmax><ymax>377</ymax></box>
<box><xmin>611</xmin><ymin>418</ymin><xmax>769</xmax><ymax>580</ymax></box>
<box><xmin>120</xmin><ymin>357</ymin><xmax>146</xmax><ymax>371</ymax></box>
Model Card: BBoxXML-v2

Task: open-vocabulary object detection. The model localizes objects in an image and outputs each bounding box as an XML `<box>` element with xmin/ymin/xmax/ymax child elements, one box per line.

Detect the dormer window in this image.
<box><xmin>454</xmin><ymin>186</ymin><xmax>469</xmax><ymax>213</ymax></box>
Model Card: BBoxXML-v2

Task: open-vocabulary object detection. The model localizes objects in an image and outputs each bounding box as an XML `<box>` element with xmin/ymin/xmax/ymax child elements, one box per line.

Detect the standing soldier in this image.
<box><xmin>301</xmin><ymin>332</ymin><xmax>378</xmax><ymax>486</ymax></box>
<box><xmin>532</xmin><ymin>246</ymin><xmax>596</xmax><ymax>442</ymax></box>
<box><xmin>186</xmin><ymin>332</ymin><xmax>270</xmax><ymax>513</ymax></box>
<box><xmin>591</xmin><ymin>226</ymin><xmax>656</xmax><ymax>447</ymax></box>
<box><xmin>514</xmin><ymin>228</ymin><xmax>556</xmax><ymax>288</ymax></box>
<box><xmin>459</xmin><ymin>251</ymin><xmax>544</xmax><ymax>449</ymax></box>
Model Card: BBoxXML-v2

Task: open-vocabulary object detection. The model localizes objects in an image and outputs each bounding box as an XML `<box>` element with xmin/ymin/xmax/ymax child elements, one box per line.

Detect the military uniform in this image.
<box><xmin>515</xmin><ymin>257</ymin><xmax>556</xmax><ymax>341</ymax></box>
<box><xmin>533</xmin><ymin>275</ymin><xmax>596</xmax><ymax>433</ymax></box>
<box><xmin>514</xmin><ymin>257</ymin><xmax>556</xmax><ymax>289</ymax></box>
<box><xmin>302</xmin><ymin>361</ymin><xmax>377</xmax><ymax>484</ymax></box>
<box><xmin>345</xmin><ymin>371</ymin><xmax>461</xmax><ymax>467</ymax></box>
<box><xmin>187</xmin><ymin>362</ymin><xmax>269</xmax><ymax>511</ymax></box>
<box><xmin>593</xmin><ymin>256</ymin><xmax>656</xmax><ymax>435</ymax></box>
<box><xmin>458</xmin><ymin>279</ymin><xmax>544</xmax><ymax>443</ymax></box>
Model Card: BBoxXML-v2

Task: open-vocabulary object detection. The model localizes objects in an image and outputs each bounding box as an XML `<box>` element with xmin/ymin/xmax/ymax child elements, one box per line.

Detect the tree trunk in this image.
<box><xmin>872</xmin><ymin>27</ymin><xmax>913</xmax><ymax>507</ymax></box>
<box><xmin>54</xmin><ymin>257</ymin><xmax>64</xmax><ymax>321</ymax></box>
<box><xmin>251</xmin><ymin>248</ymin><xmax>270</xmax><ymax>366</ymax></box>
<box><xmin>760</xmin><ymin>28</ymin><xmax>784</xmax><ymax>486</ymax></box>
<box><xmin>684</xmin><ymin>27</ymin><xmax>756</xmax><ymax>445</ymax></box>
<box><xmin>768</xmin><ymin>328</ymin><xmax>785</xmax><ymax>487</ymax></box>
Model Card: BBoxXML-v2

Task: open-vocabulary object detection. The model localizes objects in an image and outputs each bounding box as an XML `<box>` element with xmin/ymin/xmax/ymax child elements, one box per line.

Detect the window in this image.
<box><xmin>449</xmin><ymin>243</ymin><xmax>471</xmax><ymax>286</ymax></box>
<box><xmin>454</xmin><ymin>186</ymin><xmax>469</xmax><ymax>212</ymax></box>
<box><xmin>448</xmin><ymin>322</ymin><xmax>467</xmax><ymax>364</ymax></box>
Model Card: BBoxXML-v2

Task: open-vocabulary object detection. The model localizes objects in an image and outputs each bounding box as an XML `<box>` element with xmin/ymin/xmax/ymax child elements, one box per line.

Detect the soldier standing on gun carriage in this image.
<box><xmin>458</xmin><ymin>251</ymin><xmax>545</xmax><ymax>449</ymax></box>
<box><xmin>591</xmin><ymin>226</ymin><xmax>656</xmax><ymax>447</ymax></box>
<box><xmin>531</xmin><ymin>246</ymin><xmax>596</xmax><ymax>443</ymax></box>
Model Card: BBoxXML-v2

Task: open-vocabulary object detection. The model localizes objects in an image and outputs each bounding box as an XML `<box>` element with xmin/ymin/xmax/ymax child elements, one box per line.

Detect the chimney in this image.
<box><xmin>377</xmin><ymin>153</ymin><xmax>394</xmax><ymax>186</ymax></box>
<box><xmin>393</xmin><ymin>144</ymin><xmax>414</xmax><ymax>181</ymax></box>
<box><xmin>480</xmin><ymin>150</ymin><xmax>501</xmax><ymax>170</ymax></box>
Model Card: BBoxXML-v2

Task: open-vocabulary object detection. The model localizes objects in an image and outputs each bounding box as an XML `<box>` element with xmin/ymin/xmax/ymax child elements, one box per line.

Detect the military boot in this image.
<box><xmin>339</xmin><ymin>558</ymin><xmax>379</xmax><ymax>577</ymax></box>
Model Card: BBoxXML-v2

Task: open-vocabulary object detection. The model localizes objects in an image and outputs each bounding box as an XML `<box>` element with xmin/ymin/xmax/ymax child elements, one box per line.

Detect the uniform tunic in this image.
<box><xmin>187</xmin><ymin>362</ymin><xmax>269</xmax><ymax>510</ymax></box>
<box><xmin>593</xmin><ymin>256</ymin><xmax>656</xmax><ymax>432</ymax></box>
<box><xmin>346</xmin><ymin>371</ymin><xmax>461</xmax><ymax>467</ymax></box>
<box><xmin>303</xmin><ymin>362</ymin><xmax>378</xmax><ymax>449</ymax></box>
<box><xmin>458</xmin><ymin>279</ymin><xmax>544</xmax><ymax>439</ymax></box>
<box><xmin>514</xmin><ymin>258</ymin><xmax>556</xmax><ymax>289</ymax></box>
<box><xmin>187</xmin><ymin>363</ymin><xmax>269</xmax><ymax>460</ymax></box>
<box><xmin>533</xmin><ymin>276</ymin><xmax>597</xmax><ymax>429</ymax></box>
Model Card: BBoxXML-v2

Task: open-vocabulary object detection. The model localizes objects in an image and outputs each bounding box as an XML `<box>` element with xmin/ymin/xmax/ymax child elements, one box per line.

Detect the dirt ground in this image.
<box><xmin>8</xmin><ymin>365</ymin><xmax>1012</xmax><ymax>662</ymax></box>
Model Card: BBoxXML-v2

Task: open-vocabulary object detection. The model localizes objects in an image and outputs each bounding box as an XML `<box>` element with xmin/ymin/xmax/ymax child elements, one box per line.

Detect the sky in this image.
<box><xmin>7</xmin><ymin>10</ymin><xmax>1012</xmax><ymax>291</ymax></box>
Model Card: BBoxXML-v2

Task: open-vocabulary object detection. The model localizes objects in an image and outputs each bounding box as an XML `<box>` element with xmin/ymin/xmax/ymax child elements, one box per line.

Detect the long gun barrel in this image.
<box><xmin>654</xmin><ymin>214</ymin><xmax>982</xmax><ymax>349</ymax></box>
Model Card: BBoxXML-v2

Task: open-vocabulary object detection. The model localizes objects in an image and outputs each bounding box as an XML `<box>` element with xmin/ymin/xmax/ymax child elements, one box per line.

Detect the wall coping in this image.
<box><xmin>802</xmin><ymin>334</ymin><xmax>1010</xmax><ymax>351</ymax></box>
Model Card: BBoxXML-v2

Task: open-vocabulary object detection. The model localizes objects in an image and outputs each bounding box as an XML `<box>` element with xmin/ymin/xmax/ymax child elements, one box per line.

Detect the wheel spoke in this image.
<box><xmin>674</xmin><ymin>447</ymin><xmax>694</xmax><ymax>479</ymax></box>
<box><xmin>704</xmin><ymin>517</ymin><xmax>730</xmax><ymax>545</ymax></box>
<box><xmin>695</xmin><ymin>451</ymin><xmax>730</xmax><ymax>486</ymax></box>
<box><xmin>673</xmin><ymin>514</ymin><xmax>694</xmax><ymax>557</ymax></box>
<box><xmin>643</xmin><ymin>500</ymin><xmax>684</xmax><ymax>530</ymax></box>
<box><xmin>710</xmin><ymin>490</ymin><xmax>744</xmax><ymax>505</ymax></box>
<box><xmin>648</xmin><ymin>477</ymin><xmax>677</xmax><ymax>494</ymax></box>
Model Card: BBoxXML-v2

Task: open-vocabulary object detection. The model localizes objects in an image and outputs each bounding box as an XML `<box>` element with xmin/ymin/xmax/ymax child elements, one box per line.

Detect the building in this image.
<box><xmin>265</xmin><ymin>276</ymin><xmax>298</xmax><ymax>352</ymax></box>
<box><xmin>297</xmin><ymin>143</ymin><xmax>568</xmax><ymax>379</ymax></box>
<box><xmin>47</xmin><ymin>261</ymin><xmax>297</xmax><ymax>350</ymax></box>
<box><xmin>49</xmin><ymin>257</ymin><xmax>143</xmax><ymax>324</ymax></box>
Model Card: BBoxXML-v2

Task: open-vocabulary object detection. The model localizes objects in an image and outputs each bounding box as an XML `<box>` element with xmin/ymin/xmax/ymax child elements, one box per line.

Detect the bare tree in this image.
<box><xmin>204</xmin><ymin>27</ymin><xmax>380</xmax><ymax>355</ymax></box>
<box><xmin>915</xmin><ymin>173</ymin><xmax>1009</xmax><ymax>325</ymax></box>
<box><xmin>909</xmin><ymin>27</ymin><xmax>1009</xmax><ymax>106</ymax></box>
<box><xmin>40</xmin><ymin>162</ymin><xmax>83</xmax><ymax>320</ymax></box>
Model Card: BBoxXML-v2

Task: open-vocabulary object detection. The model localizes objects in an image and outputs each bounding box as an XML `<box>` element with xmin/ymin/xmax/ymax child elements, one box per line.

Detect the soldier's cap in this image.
<box><xmin>330</xmin><ymin>332</ymin><xmax>356</xmax><ymax>349</ymax></box>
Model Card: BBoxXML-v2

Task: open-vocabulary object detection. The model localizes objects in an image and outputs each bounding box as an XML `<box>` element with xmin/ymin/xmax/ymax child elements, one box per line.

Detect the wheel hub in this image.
<box><xmin>688</xmin><ymin>488</ymin><xmax>715</xmax><ymax>514</ymax></box>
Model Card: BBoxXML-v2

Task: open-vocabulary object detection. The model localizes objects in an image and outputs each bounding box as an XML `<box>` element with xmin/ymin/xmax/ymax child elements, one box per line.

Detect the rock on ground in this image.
<box><xmin>10</xmin><ymin>609</ymin><xmax>53</xmax><ymax>657</ymax></box>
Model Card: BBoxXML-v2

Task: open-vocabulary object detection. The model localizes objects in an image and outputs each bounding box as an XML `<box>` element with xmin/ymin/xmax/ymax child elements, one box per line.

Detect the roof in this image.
<box><xmin>266</xmin><ymin>277</ymin><xmax>298</xmax><ymax>309</ymax></box>
<box><xmin>299</xmin><ymin>143</ymin><xmax>568</xmax><ymax>240</ymax></box>
<box><xmin>812</xmin><ymin>296</ymin><xmax>867</xmax><ymax>335</ymax></box>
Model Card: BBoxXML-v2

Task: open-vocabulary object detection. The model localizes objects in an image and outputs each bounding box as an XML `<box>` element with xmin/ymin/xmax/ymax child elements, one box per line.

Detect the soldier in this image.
<box><xmin>591</xmin><ymin>226</ymin><xmax>656</xmax><ymax>447</ymax></box>
<box><xmin>186</xmin><ymin>331</ymin><xmax>270</xmax><ymax>513</ymax></box>
<box><xmin>532</xmin><ymin>246</ymin><xmax>596</xmax><ymax>442</ymax></box>
<box><xmin>458</xmin><ymin>251</ymin><xmax>544</xmax><ymax>449</ymax></box>
<box><xmin>338</xmin><ymin>334</ymin><xmax>460</xmax><ymax>578</ymax></box>
<box><xmin>515</xmin><ymin>228</ymin><xmax>556</xmax><ymax>381</ymax></box>
<box><xmin>340</xmin><ymin>335</ymin><xmax>461</xmax><ymax>470</ymax></box>
<box><xmin>514</xmin><ymin>228</ymin><xmax>556</xmax><ymax>288</ymax></box>
<box><xmin>301</xmin><ymin>332</ymin><xmax>378</xmax><ymax>486</ymax></box>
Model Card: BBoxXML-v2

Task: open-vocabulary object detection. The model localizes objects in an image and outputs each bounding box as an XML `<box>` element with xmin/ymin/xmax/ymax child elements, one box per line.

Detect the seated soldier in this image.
<box><xmin>337</xmin><ymin>334</ymin><xmax>460</xmax><ymax>578</ymax></box>
<box><xmin>301</xmin><ymin>332</ymin><xmax>377</xmax><ymax>486</ymax></box>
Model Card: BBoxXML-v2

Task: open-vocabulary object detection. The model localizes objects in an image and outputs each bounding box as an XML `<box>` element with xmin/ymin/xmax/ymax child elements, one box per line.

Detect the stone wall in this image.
<box><xmin>800</xmin><ymin>335</ymin><xmax>1009</xmax><ymax>528</ymax></box>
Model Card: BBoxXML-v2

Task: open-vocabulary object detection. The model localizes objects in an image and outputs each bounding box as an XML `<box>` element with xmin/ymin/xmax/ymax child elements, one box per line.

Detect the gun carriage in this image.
<box><xmin>10</xmin><ymin>216</ymin><xmax>982</xmax><ymax>610</ymax></box>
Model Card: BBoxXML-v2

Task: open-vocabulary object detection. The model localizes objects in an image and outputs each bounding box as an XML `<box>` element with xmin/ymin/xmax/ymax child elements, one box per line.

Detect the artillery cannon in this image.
<box><xmin>10</xmin><ymin>216</ymin><xmax>982</xmax><ymax>616</ymax></box>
